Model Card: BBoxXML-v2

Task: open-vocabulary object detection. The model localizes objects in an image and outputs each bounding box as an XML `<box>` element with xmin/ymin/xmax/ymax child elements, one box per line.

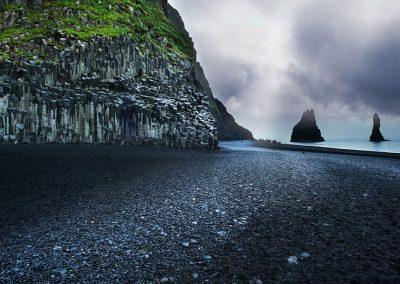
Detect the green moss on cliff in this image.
<box><xmin>0</xmin><ymin>0</ymin><xmax>194</xmax><ymax>59</ymax></box>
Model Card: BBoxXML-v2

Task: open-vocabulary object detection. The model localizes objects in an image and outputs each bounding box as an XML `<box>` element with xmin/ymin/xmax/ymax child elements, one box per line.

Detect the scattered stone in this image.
<box><xmin>203</xmin><ymin>255</ymin><xmax>212</xmax><ymax>261</ymax></box>
<box><xmin>181</xmin><ymin>241</ymin><xmax>190</xmax><ymax>247</ymax></box>
<box><xmin>250</xmin><ymin>278</ymin><xmax>263</xmax><ymax>284</ymax></box>
<box><xmin>287</xmin><ymin>256</ymin><xmax>298</xmax><ymax>265</ymax></box>
<box><xmin>300</xmin><ymin>252</ymin><xmax>310</xmax><ymax>258</ymax></box>
<box><xmin>52</xmin><ymin>268</ymin><xmax>67</xmax><ymax>278</ymax></box>
<box><xmin>217</xmin><ymin>231</ymin><xmax>227</xmax><ymax>237</ymax></box>
<box><xmin>160</xmin><ymin>276</ymin><xmax>169</xmax><ymax>283</ymax></box>
<box><xmin>52</xmin><ymin>245</ymin><xmax>62</xmax><ymax>251</ymax></box>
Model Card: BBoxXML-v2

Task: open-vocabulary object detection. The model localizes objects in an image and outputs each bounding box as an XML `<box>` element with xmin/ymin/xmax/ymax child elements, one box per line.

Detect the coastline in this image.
<box><xmin>254</xmin><ymin>140</ymin><xmax>400</xmax><ymax>159</ymax></box>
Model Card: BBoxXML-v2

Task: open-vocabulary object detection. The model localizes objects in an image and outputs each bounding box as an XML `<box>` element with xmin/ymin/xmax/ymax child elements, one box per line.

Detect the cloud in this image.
<box><xmin>203</xmin><ymin>60</ymin><xmax>258</xmax><ymax>102</ymax></box>
<box><xmin>169</xmin><ymin>0</ymin><xmax>400</xmax><ymax>139</ymax></box>
<box><xmin>349</xmin><ymin>32</ymin><xmax>400</xmax><ymax>113</ymax></box>
<box><xmin>288</xmin><ymin>0</ymin><xmax>400</xmax><ymax>116</ymax></box>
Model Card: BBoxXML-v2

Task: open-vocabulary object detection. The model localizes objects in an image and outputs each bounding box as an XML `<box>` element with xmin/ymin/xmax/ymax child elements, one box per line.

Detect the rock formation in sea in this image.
<box><xmin>370</xmin><ymin>113</ymin><xmax>386</xmax><ymax>142</ymax></box>
<box><xmin>291</xmin><ymin>109</ymin><xmax>325</xmax><ymax>142</ymax></box>
<box><xmin>0</xmin><ymin>0</ymin><xmax>251</xmax><ymax>148</ymax></box>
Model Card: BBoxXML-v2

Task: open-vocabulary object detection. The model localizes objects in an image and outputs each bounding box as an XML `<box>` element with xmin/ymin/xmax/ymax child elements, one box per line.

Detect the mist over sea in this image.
<box><xmin>289</xmin><ymin>138</ymin><xmax>400</xmax><ymax>153</ymax></box>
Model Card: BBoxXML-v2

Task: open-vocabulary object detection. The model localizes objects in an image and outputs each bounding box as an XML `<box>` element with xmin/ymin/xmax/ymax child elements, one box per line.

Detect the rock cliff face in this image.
<box><xmin>291</xmin><ymin>109</ymin><xmax>325</xmax><ymax>142</ymax></box>
<box><xmin>370</xmin><ymin>113</ymin><xmax>386</xmax><ymax>142</ymax></box>
<box><xmin>0</xmin><ymin>39</ymin><xmax>216</xmax><ymax>147</ymax></box>
<box><xmin>213</xmin><ymin>98</ymin><xmax>254</xmax><ymax>141</ymax></box>
<box><xmin>0</xmin><ymin>0</ymin><xmax>250</xmax><ymax>148</ymax></box>
<box><xmin>157</xmin><ymin>1</ymin><xmax>254</xmax><ymax>141</ymax></box>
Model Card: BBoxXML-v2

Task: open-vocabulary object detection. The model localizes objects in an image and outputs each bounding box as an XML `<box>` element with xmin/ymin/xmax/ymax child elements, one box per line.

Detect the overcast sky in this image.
<box><xmin>170</xmin><ymin>0</ymin><xmax>400</xmax><ymax>140</ymax></box>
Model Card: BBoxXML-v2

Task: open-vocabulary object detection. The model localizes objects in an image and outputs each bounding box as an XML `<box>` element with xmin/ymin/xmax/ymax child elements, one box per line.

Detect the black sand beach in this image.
<box><xmin>0</xmin><ymin>143</ymin><xmax>399</xmax><ymax>282</ymax></box>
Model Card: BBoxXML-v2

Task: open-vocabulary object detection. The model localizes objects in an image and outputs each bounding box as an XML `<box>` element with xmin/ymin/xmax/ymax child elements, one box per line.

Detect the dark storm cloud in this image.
<box><xmin>170</xmin><ymin>0</ymin><xmax>400</xmax><ymax>138</ymax></box>
<box><xmin>290</xmin><ymin>1</ymin><xmax>400</xmax><ymax>116</ymax></box>
<box><xmin>350</xmin><ymin>35</ymin><xmax>400</xmax><ymax>113</ymax></box>
<box><xmin>204</xmin><ymin>61</ymin><xmax>258</xmax><ymax>101</ymax></box>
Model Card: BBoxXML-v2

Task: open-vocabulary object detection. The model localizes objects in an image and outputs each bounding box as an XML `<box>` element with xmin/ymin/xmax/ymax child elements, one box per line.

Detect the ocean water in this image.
<box><xmin>288</xmin><ymin>138</ymin><xmax>400</xmax><ymax>153</ymax></box>
<box><xmin>221</xmin><ymin>140</ymin><xmax>270</xmax><ymax>152</ymax></box>
<box><xmin>221</xmin><ymin>139</ymin><xmax>400</xmax><ymax>154</ymax></box>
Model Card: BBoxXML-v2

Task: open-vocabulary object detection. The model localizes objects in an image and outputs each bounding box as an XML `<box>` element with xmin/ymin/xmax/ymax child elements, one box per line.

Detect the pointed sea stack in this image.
<box><xmin>370</xmin><ymin>113</ymin><xmax>386</xmax><ymax>142</ymax></box>
<box><xmin>291</xmin><ymin>109</ymin><xmax>325</xmax><ymax>142</ymax></box>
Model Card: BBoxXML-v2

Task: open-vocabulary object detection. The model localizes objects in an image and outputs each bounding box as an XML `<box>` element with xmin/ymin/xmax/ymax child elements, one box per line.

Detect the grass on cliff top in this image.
<box><xmin>0</xmin><ymin>0</ymin><xmax>194</xmax><ymax>59</ymax></box>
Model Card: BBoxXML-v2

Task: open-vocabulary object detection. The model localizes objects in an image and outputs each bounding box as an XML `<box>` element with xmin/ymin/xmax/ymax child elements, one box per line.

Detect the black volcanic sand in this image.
<box><xmin>0</xmin><ymin>144</ymin><xmax>399</xmax><ymax>282</ymax></box>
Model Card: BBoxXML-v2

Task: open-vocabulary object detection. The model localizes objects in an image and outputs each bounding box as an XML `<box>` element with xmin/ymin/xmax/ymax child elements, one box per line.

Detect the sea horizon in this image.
<box><xmin>286</xmin><ymin>137</ymin><xmax>400</xmax><ymax>153</ymax></box>
<box><xmin>222</xmin><ymin>138</ymin><xmax>400</xmax><ymax>154</ymax></box>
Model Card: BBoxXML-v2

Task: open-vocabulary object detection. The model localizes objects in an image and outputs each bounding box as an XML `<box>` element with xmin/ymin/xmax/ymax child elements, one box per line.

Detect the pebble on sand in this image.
<box><xmin>203</xmin><ymin>255</ymin><xmax>212</xmax><ymax>261</ymax></box>
<box><xmin>217</xmin><ymin>231</ymin><xmax>227</xmax><ymax>237</ymax></box>
<box><xmin>288</xmin><ymin>256</ymin><xmax>298</xmax><ymax>265</ymax></box>
<box><xmin>52</xmin><ymin>268</ymin><xmax>67</xmax><ymax>278</ymax></box>
<box><xmin>300</xmin><ymin>252</ymin><xmax>310</xmax><ymax>258</ymax></box>
<box><xmin>52</xmin><ymin>246</ymin><xmax>62</xmax><ymax>251</ymax></box>
<box><xmin>160</xmin><ymin>277</ymin><xmax>169</xmax><ymax>283</ymax></box>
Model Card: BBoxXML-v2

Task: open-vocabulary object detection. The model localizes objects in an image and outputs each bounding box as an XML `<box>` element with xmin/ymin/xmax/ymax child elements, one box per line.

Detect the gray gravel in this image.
<box><xmin>0</xmin><ymin>142</ymin><xmax>399</xmax><ymax>282</ymax></box>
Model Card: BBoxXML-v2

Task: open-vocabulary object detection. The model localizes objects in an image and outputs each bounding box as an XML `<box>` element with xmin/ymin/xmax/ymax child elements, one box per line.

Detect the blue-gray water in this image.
<box><xmin>221</xmin><ymin>139</ymin><xmax>400</xmax><ymax>154</ymax></box>
<box><xmin>289</xmin><ymin>138</ymin><xmax>400</xmax><ymax>153</ymax></box>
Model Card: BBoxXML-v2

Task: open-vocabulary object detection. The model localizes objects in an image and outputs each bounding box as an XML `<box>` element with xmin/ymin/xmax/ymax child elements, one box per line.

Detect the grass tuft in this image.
<box><xmin>0</xmin><ymin>0</ymin><xmax>194</xmax><ymax>59</ymax></box>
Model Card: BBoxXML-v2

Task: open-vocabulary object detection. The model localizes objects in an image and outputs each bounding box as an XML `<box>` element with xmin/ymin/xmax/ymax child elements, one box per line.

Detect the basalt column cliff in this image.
<box><xmin>0</xmin><ymin>0</ymin><xmax>252</xmax><ymax>148</ymax></box>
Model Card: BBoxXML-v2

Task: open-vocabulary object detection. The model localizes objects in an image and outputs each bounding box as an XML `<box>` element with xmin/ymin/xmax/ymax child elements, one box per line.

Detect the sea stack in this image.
<box><xmin>370</xmin><ymin>113</ymin><xmax>386</xmax><ymax>142</ymax></box>
<box><xmin>291</xmin><ymin>109</ymin><xmax>325</xmax><ymax>142</ymax></box>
